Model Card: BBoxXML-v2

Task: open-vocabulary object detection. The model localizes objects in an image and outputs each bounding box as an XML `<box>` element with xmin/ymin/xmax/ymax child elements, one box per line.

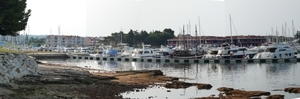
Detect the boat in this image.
<box><xmin>171</xmin><ymin>49</ymin><xmax>203</xmax><ymax>59</ymax></box>
<box><xmin>202</xmin><ymin>47</ymin><xmax>221</xmax><ymax>59</ymax></box>
<box><xmin>214</xmin><ymin>15</ymin><xmax>257</xmax><ymax>59</ymax></box>
<box><xmin>170</xmin><ymin>25</ymin><xmax>203</xmax><ymax>59</ymax></box>
<box><xmin>252</xmin><ymin>43</ymin><xmax>297</xmax><ymax>59</ymax></box>
<box><xmin>102</xmin><ymin>49</ymin><xmax>118</xmax><ymax>57</ymax></box>
<box><xmin>215</xmin><ymin>43</ymin><xmax>257</xmax><ymax>59</ymax></box>
<box><xmin>154</xmin><ymin>45</ymin><xmax>173</xmax><ymax>58</ymax></box>
<box><xmin>131</xmin><ymin>43</ymin><xmax>157</xmax><ymax>58</ymax></box>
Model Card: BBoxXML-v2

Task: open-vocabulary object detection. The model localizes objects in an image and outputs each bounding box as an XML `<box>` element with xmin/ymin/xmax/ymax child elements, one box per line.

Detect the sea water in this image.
<box><xmin>42</xmin><ymin>59</ymin><xmax>300</xmax><ymax>99</ymax></box>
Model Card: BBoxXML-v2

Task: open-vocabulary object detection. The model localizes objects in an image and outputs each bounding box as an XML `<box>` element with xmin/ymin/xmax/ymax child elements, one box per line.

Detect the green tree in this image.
<box><xmin>295</xmin><ymin>31</ymin><xmax>300</xmax><ymax>39</ymax></box>
<box><xmin>127</xmin><ymin>29</ymin><xmax>134</xmax><ymax>46</ymax></box>
<box><xmin>0</xmin><ymin>0</ymin><xmax>31</xmax><ymax>36</ymax></box>
<box><xmin>140</xmin><ymin>30</ymin><xmax>149</xmax><ymax>43</ymax></box>
<box><xmin>295</xmin><ymin>31</ymin><xmax>300</xmax><ymax>43</ymax></box>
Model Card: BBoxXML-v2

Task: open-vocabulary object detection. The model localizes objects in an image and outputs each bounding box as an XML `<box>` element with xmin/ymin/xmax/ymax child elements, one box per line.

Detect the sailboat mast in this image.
<box><xmin>183</xmin><ymin>25</ymin><xmax>186</xmax><ymax>49</ymax></box>
<box><xmin>198</xmin><ymin>16</ymin><xmax>201</xmax><ymax>44</ymax></box>
<box><xmin>271</xmin><ymin>27</ymin><xmax>273</xmax><ymax>42</ymax></box>
<box><xmin>195</xmin><ymin>25</ymin><xmax>198</xmax><ymax>46</ymax></box>
<box><xmin>292</xmin><ymin>20</ymin><xmax>295</xmax><ymax>39</ymax></box>
<box><xmin>276</xmin><ymin>27</ymin><xmax>278</xmax><ymax>43</ymax></box>
<box><xmin>285</xmin><ymin>22</ymin><xmax>287</xmax><ymax>42</ymax></box>
<box><xmin>229</xmin><ymin>14</ymin><xmax>233</xmax><ymax>45</ymax></box>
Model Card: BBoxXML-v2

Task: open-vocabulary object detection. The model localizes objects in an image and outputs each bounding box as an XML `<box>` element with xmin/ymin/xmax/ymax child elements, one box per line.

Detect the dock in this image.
<box><xmin>67</xmin><ymin>54</ymin><xmax>300</xmax><ymax>64</ymax></box>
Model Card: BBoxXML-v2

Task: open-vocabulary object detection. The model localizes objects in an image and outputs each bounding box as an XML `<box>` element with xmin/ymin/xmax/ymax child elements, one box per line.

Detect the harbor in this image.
<box><xmin>37</xmin><ymin>58</ymin><xmax>300</xmax><ymax>99</ymax></box>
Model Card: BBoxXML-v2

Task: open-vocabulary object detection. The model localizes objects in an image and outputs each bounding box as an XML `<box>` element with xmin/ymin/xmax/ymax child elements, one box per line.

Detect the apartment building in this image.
<box><xmin>46</xmin><ymin>35</ymin><xmax>86</xmax><ymax>47</ymax></box>
<box><xmin>45</xmin><ymin>35</ymin><xmax>104</xmax><ymax>47</ymax></box>
<box><xmin>0</xmin><ymin>35</ymin><xmax>26</xmax><ymax>45</ymax></box>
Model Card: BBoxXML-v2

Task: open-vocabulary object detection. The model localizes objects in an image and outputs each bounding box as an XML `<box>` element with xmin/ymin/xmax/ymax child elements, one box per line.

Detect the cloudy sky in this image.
<box><xmin>26</xmin><ymin>0</ymin><xmax>300</xmax><ymax>37</ymax></box>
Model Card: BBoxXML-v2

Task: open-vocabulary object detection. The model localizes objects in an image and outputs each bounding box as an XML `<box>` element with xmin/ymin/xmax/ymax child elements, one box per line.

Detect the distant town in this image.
<box><xmin>0</xmin><ymin>34</ymin><xmax>295</xmax><ymax>48</ymax></box>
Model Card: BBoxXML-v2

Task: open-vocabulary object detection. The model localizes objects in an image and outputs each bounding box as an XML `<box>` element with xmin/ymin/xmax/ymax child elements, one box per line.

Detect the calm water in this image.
<box><xmin>42</xmin><ymin>59</ymin><xmax>300</xmax><ymax>99</ymax></box>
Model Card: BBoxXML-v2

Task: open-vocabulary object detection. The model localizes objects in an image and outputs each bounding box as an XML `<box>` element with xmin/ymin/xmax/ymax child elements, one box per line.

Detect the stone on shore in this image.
<box><xmin>164</xmin><ymin>81</ymin><xmax>212</xmax><ymax>89</ymax></box>
<box><xmin>266</xmin><ymin>94</ymin><xmax>284</xmax><ymax>99</ymax></box>
<box><xmin>0</xmin><ymin>53</ymin><xmax>38</xmax><ymax>84</ymax></box>
<box><xmin>217</xmin><ymin>87</ymin><xmax>234</xmax><ymax>92</ymax></box>
<box><xmin>284</xmin><ymin>87</ymin><xmax>300</xmax><ymax>93</ymax></box>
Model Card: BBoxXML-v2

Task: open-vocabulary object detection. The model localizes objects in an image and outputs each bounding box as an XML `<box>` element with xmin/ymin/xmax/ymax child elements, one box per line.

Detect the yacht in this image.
<box><xmin>215</xmin><ymin>43</ymin><xmax>257</xmax><ymax>59</ymax></box>
<box><xmin>202</xmin><ymin>48</ymin><xmax>221</xmax><ymax>59</ymax></box>
<box><xmin>131</xmin><ymin>43</ymin><xmax>157</xmax><ymax>58</ymax></box>
<box><xmin>252</xmin><ymin>43</ymin><xmax>297</xmax><ymax>59</ymax></box>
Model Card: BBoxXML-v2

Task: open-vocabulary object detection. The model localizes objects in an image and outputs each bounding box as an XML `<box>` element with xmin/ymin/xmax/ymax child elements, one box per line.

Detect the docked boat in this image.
<box><xmin>252</xmin><ymin>43</ymin><xmax>297</xmax><ymax>59</ymax></box>
<box><xmin>202</xmin><ymin>48</ymin><xmax>221</xmax><ymax>59</ymax></box>
<box><xmin>171</xmin><ymin>49</ymin><xmax>203</xmax><ymax>59</ymax></box>
<box><xmin>102</xmin><ymin>49</ymin><xmax>118</xmax><ymax>57</ymax></box>
<box><xmin>131</xmin><ymin>43</ymin><xmax>157</xmax><ymax>58</ymax></box>
<box><xmin>154</xmin><ymin>45</ymin><xmax>173</xmax><ymax>58</ymax></box>
<box><xmin>215</xmin><ymin>43</ymin><xmax>257</xmax><ymax>59</ymax></box>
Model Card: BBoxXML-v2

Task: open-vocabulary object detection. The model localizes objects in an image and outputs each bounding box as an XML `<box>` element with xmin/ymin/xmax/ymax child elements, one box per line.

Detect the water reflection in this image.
<box><xmin>40</xmin><ymin>59</ymin><xmax>300</xmax><ymax>99</ymax></box>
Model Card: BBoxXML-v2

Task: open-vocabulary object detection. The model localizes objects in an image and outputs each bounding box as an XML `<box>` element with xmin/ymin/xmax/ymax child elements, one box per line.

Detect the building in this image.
<box><xmin>0</xmin><ymin>34</ymin><xmax>26</xmax><ymax>45</ymax></box>
<box><xmin>85</xmin><ymin>37</ymin><xmax>104</xmax><ymax>46</ymax></box>
<box><xmin>167</xmin><ymin>35</ymin><xmax>267</xmax><ymax>47</ymax></box>
<box><xmin>45</xmin><ymin>35</ymin><xmax>105</xmax><ymax>47</ymax></box>
<box><xmin>46</xmin><ymin>35</ymin><xmax>86</xmax><ymax>47</ymax></box>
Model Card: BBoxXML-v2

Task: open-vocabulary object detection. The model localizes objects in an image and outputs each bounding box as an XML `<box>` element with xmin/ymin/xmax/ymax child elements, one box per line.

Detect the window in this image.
<box><xmin>279</xmin><ymin>49</ymin><xmax>286</xmax><ymax>51</ymax></box>
<box><xmin>265</xmin><ymin>48</ymin><xmax>277</xmax><ymax>52</ymax></box>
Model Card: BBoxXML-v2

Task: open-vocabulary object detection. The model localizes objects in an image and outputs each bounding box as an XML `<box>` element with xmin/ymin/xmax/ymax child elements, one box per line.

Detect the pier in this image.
<box><xmin>67</xmin><ymin>54</ymin><xmax>300</xmax><ymax>64</ymax></box>
<box><xmin>28</xmin><ymin>53</ymin><xmax>300</xmax><ymax>63</ymax></box>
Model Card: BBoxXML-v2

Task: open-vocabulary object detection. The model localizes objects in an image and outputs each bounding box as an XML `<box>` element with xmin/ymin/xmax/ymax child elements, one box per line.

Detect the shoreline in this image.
<box><xmin>0</xmin><ymin>60</ymin><xmax>298</xmax><ymax>99</ymax></box>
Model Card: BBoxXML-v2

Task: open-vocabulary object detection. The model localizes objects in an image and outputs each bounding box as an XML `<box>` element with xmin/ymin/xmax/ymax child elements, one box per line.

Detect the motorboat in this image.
<box><xmin>154</xmin><ymin>51</ymin><xmax>171</xmax><ymax>58</ymax></box>
<box><xmin>202</xmin><ymin>48</ymin><xmax>221</xmax><ymax>59</ymax></box>
<box><xmin>215</xmin><ymin>43</ymin><xmax>257</xmax><ymax>59</ymax></box>
<box><xmin>102</xmin><ymin>49</ymin><xmax>118</xmax><ymax>57</ymax></box>
<box><xmin>252</xmin><ymin>43</ymin><xmax>297</xmax><ymax>59</ymax></box>
<box><xmin>131</xmin><ymin>43</ymin><xmax>157</xmax><ymax>58</ymax></box>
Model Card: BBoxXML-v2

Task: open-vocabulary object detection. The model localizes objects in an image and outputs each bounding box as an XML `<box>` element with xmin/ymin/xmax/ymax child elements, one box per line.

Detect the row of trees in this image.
<box><xmin>101</xmin><ymin>28</ymin><xmax>176</xmax><ymax>48</ymax></box>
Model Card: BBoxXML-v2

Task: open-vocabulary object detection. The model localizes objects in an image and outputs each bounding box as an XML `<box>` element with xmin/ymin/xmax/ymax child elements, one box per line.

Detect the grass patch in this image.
<box><xmin>0</xmin><ymin>47</ymin><xmax>41</xmax><ymax>54</ymax></box>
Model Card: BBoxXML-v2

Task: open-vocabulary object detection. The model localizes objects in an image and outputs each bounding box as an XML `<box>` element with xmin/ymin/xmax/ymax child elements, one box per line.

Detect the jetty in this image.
<box><xmin>70</xmin><ymin>54</ymin><xmax>300</xmax><ymax>64</ymax></box>
<box><xmin>28</xmin><ymin>52</ymin><xmax>300</xmax><ymax>63</ymax></box>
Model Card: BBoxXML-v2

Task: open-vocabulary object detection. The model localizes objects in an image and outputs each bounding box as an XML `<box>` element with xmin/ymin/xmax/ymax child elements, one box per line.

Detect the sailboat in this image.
<box><xmin>215</xmin><ymin>15</ymin><xmax>257</xmax><ymax>59</ymax></box>
<box><xmin>170</xmin><ymin>25</ymin><xmax>203</xmax><ymax>59</ymax></box>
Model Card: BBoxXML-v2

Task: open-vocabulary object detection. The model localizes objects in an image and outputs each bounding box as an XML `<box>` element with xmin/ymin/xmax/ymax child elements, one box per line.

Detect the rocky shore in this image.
<box><xmin>0</xmin><ymin>53</ymin><xmax>299</xmax><ymax>99</ymax></box>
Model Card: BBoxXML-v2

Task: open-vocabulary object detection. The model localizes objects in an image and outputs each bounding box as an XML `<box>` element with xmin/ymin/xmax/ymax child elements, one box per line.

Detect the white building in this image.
<box><xmin>0</xmin><ymin>34</ymin><xmax>26</xmax><ymax>45</ymax></box>
<box><xmin>46</xmin><ymin>35</ymin><xmax>86</xmax><ymax>47</ymax></box>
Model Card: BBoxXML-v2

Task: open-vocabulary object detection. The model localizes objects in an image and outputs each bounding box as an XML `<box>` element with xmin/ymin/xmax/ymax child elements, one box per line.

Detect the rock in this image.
<box><xmin>0</xmin><ymin>53</ymin><xmax>38</xmax><ymax>84</ymax></box>
<box><xmin>266</xmin><ymin>94</ymin><xmax>284</xmax><ymax>99</ymax></box>
<box><xmin>194</xmin><ymin>97</ymin><xmax>220</xmax><ymax>99</ymax></box>
<box><xmin>195</xmin><ymin>83</ymin><xmax>213</xmax><ymax>89</ymax></box>
<box><xmin>226</xmin><ymin>89</ymin><xmax>270</xmax><ymax>97</ymax></box>
<box><xmin>164</xmin><ymin>81</ymin><xmax>193</xmax><ymax>89</ymax></box>
<box><xmin>284</xmin><ymin>87</ymin><xmax>300</xmax><ymax>93</ymax></box>
<box><xmin>217</xmin><ymin>87</ymin><xmax>234</xmax><ymax>92</ymax></box>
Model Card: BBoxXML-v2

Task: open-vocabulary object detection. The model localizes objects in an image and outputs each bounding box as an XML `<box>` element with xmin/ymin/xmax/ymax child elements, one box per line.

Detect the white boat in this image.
<box><xmin>131</xmin><ymin>43</ymin><xmax>157</xmax><ymax>58</ymax></box>
<box><xmin>202</xmin><ymin>47</ymin><xmax>221</xmax><ymax>59</ymax></box>
<box><xmin>252</xmin><ymin>43</ymin><xmax>297</xmax><ymax>59</ymax></box>
<box><xmin>154</xmin><ymin>45</ymin><xmax>173</xmax><ymax>58</ymax></box>
<box><xmin>215</xmin><ymin>43</ymin><xmax>257</xmax><ymax>59</ymax></box>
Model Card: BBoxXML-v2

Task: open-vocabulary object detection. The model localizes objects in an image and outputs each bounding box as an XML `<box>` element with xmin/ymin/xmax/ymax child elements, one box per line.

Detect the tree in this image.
<box><xmin>0</xmin><ymin>0</ymin><xmax>31</xmax><ymax>36</ymax></box>
<box><xmin>295</xmin><ymin>31</ymin><xmax>300</xmax><ymax>39</ymax></box>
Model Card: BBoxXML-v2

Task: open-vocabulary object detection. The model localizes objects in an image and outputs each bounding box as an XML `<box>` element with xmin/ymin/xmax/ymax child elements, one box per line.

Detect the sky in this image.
<box><xmin>26</xmin><ymin>0</ymin><xmax>300</xmax><ymax>37</ymax></box>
